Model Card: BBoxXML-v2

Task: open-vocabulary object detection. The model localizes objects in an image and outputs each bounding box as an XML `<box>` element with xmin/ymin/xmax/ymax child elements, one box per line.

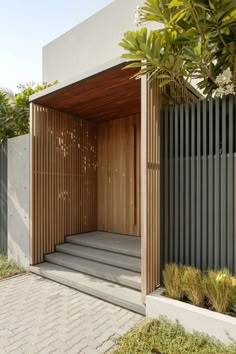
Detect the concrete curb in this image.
<box><xmin>146</xmin><ymin>288</ymin><xmax>236</xmax><ymax>344</ymax></box>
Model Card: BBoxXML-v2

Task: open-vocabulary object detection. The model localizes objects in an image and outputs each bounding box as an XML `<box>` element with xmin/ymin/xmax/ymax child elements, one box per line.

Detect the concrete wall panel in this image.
<box><xmin>43</xmin><ymin>0</ymin><xmax>160</xmax><ymax>83</ymax></box>
<box><xmin>7</xmin><ymin>134</ymin><xmax>30</xmax><ymax>269</ymax></box>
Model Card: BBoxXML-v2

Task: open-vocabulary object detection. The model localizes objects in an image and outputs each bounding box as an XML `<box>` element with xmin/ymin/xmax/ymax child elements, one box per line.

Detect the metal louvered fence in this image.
<box><xmin>161</xmin><ymin>95</ymin><xmax>236</xmax><ymax>274</ymax></box>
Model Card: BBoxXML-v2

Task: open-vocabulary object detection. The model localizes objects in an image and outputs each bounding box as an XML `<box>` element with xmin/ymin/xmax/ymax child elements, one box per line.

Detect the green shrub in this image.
<box><xmin>230</xmin><ymin>277</ymin><xmax>236</xmax><ymax>314</ymax></box>
<box><xmin>0</xmin><ymin>256</ymin><xmax>24</xmax><ymax>279</ymax></box>
<box><xmin>182</xmin><ymin>267</ymin><xmax>205</xmax><ymax>307</ymax></box>
<box><xmin>204</xmin><ymin>269</ymin><xmax>233</xmax><ymax>314</ymax></box>
<box><xmin>112</xmin><ymin>319</ymin><xmax>236</xmax><ymax>354</ymax></box>
<box><xmin>163</xmin><ymin>264</ymin><xmax>185</xmax><ymax>300</ymax></box>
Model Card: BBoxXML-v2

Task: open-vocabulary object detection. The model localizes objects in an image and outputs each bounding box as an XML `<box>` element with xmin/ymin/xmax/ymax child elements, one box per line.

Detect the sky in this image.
<box><xmin>0</xmin><ymin>0</ymin><xmax>113</xmax><ymax>92</ymax></box>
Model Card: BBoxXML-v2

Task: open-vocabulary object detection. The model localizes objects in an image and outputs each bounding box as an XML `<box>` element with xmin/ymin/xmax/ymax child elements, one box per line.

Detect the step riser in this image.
<box><xmin>66</xmin><ymin>238</ymin><xmax>141</xmax><ymax>258</ymax></box>
<box><xmin>56</xmin><ymin>245</ymin><xmax>141</xmax><ymax>272</ymax></box>
<box><xmin>31</xmin><ymin>266</ymin><xmax>145</xmax><ymax>315</ymax></box>
<box><xmin>45</xmin><ymin>254</ymin><xmax>141</xmax><ymax>291</ymax></box>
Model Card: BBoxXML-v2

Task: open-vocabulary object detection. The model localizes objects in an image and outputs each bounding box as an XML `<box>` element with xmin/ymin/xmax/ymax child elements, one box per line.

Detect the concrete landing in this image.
<box><xmin>66</xmin><ymin>231</ymin><xmax>141</xmax><ymax>257</ymax></box>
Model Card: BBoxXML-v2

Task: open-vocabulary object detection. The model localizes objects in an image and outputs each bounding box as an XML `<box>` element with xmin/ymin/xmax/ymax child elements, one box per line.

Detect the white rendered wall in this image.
<box><xmin>7</xmin><ymin>134</ymin><xmax>30</xmax><ymax>270</ymax></box>
<box><xmin>43</xmin><ymin>0</ymin><xmax>161</xmax><ymax>83</ymax></box>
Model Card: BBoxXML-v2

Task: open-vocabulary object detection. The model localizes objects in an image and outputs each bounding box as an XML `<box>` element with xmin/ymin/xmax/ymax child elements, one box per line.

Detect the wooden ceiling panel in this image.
<box><xmin>35</xmin><ymin>64</ymin><xmax>141</xmax><ymax>121</ymax></box>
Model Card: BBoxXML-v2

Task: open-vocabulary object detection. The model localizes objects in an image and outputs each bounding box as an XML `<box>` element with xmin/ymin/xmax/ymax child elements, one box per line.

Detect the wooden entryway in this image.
<box><xmin>97</xmin><ymin>114</ymin><xmax>140</xmax><ymax>236</ymax></box>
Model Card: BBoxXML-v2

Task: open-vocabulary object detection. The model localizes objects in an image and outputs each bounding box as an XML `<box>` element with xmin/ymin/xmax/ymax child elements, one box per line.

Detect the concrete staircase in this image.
<box><xmin>30</xmin><ymin>232</ymin><xmax>145</xmax><ymax>315</ymax></box>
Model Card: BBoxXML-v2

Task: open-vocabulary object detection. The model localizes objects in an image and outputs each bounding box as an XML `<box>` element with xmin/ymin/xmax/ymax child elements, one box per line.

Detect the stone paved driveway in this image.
<box><xmin>0</xmin><ymin>274</ymin><xmax>143</xmax><ymax>354</ymax></box>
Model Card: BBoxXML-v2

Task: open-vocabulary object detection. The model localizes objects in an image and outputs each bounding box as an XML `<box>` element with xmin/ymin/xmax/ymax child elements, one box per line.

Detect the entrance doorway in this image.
<box><xmin>97</xmin><ymin>114</ymin><xmax>140</xmax><ymax>236</ymax></box>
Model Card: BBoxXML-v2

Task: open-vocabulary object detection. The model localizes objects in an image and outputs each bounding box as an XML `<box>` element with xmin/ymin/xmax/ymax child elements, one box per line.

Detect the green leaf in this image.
<box><xmin>168</xmin><ymin>0</ymin><xmax>184</xmax><ymax>9</ymax></box>
<box><xmin>194</xmin><ymin>43</ymin><xmax>202</xmax><ymax>56</ymax></box>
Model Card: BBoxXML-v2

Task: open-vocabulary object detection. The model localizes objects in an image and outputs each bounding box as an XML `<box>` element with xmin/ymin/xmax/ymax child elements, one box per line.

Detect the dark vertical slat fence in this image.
<box><xmin>161</xmin><ymin>96</ymin><xmax>236</xmax><ymax>274</ymax></box>
<box><xmin>0</xmin><ymin>143</ymin><xmax>7</xmax><ymax>255</ymax></box>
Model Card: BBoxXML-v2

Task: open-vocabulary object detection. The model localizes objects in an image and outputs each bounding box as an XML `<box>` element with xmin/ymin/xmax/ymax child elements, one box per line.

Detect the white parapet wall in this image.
<box><xmin>146</xmin><ymin>288</ymin><xmax>236</xmax><ymax>345</ymax></box>
<box><xmin>43</xmin><ymin>0</ymin><xmax>161</xmax><ymax>84</ymax></box>
<box><xmin>7</xmin><ymin>134</ymin><xmax>30</xmax><ymax>270</ymax></box>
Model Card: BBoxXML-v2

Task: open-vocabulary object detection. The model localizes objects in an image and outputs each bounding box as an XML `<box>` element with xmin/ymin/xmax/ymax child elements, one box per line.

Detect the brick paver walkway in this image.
<box><xmin>0</xmin><ymin>274</ymin><xmax>143</xmax><ymax>354</ymax></box>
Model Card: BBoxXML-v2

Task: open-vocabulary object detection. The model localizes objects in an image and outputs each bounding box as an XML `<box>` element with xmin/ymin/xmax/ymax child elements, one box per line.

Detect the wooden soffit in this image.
<box><xmin>32</xmin><ymin>64</ymin><xmax>141</xmax><ymax>122</ymax></box>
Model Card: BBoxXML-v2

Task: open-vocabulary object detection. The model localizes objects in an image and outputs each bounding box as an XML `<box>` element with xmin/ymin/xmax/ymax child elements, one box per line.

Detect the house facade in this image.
<box><xmin>5</xmin><ymin>0</ymin><xmax>230</xmax><ymax>316</ymax></box>
<box><xmin>27</xmin><ymin>0</ymin><xmax>200</xmax><ymax>313</ymax></box>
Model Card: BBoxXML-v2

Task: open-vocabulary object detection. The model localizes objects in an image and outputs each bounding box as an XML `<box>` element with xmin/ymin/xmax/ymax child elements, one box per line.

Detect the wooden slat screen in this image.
<box><xmin>30</xmin><ymin>104</ymin><xmax>97</xmax><ymax>264</ymax></box>
<box><xmin>144</xmin><ymin>79</ymin><xmax>161</xmax><ymax>295</ymax></box>
<box><xmin>161</xmin><ymin>96</ymin><xmax>236</xmax><ymax>274</ymax></box>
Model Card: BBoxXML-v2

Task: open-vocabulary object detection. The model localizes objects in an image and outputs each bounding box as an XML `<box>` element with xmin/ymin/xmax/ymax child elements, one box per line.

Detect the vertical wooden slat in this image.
<box><xmin>208</xmin><ymin>98</ymin><xmax>214</xmax><ymax>269</ymax></box>
<box><xmin>221</xmin><ymin>97</ymin><xmax>227</xmax><ymax>267</ymax></box>
<box><xmin>202</xmin><ymin>100</ymin><xmax>208</xmax><ymax>270</ymax></box>
<box><xmin>196</xmin><ymin>100</ymin><xmax>202</xmax><ymax>268</ymax></box>
<box><xmin>141</xmin><ymin>76</ymin><xmax>147</xmax><ymax>299</ymax></box>
<box><xmin>142</xmin><ymin>77</ymin><xmax>160</xmax><ymax>296</ymax></box>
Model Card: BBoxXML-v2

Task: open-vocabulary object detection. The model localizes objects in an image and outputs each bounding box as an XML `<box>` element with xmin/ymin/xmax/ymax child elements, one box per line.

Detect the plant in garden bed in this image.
<box><xmin>182</xmin><ymin>266</ymin><xmax>205</xmax><ymax>307</ymax></box>
<box><xmin>204</xmin><ymin>269</ymin><xmax>234</xmax><ymax>314</ymax></box>
<box><xmin>0</xmin><ymin>256</ymin><xmax>24</xmax><ymax>280</ymax></box>
<box><xmin>162</xmin><ymin>264</ymin><xmax>236</xmax><ymax>316</ymax></box>
<box><xmin>231</xmin><ymin>277</ymin><xmax>236</xmax><ymax>314</ymax></box>
<box><xmin>112</xmin><ymin>319</ymin><xmax>236</xmax><ymax>354</ymax></box>
<box><xmin>163</xmin><ymin>263</ymin><xmax>185</xmax><ymax>300</ymax></box>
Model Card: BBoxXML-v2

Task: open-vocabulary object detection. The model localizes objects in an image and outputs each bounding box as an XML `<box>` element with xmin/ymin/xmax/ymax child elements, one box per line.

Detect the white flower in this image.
<box><xmin>134</xmin><ymin>6</ymin><xmax>143</xmax><ymax>27</ymax></box>
<box><xmin>225</xmin><ymin>83</ymin><xmax>235</xmax><ymax>95</ymax></box>
<box><xmin>213</xmin><ymin>68</ymin><xmax>235</xmax><ymax>97</ymax></box>
<box><xmin>214</xmin><ymin>86</ymin><xmax>225</xmax><ymax>98</ymax></box>
<box><xmin>215</xmin><ymin>68</ymin><xmax>232</xmax><ymax>86</ymax></box>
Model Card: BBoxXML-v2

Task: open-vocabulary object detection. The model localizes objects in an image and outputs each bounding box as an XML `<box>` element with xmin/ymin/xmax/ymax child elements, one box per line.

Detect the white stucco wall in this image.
<box><xmin>43</xmin><ymin>0</ymin><xmax>160</xmax><ymax>83</ymax></box>
<box><xmin>7</xmin><ymin>134</ymin><xmax>30</xmax><ymax>270</ymax></box>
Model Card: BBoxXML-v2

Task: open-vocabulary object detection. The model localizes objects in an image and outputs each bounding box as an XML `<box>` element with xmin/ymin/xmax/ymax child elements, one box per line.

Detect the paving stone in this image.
<box><xmin>0</xmin><ymin>274</ymin><xmax>143</xmax><ymax>353</ymax></box>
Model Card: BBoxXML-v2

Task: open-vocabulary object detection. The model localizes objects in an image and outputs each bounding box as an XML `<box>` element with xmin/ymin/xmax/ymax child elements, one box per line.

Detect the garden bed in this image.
<box><xmin>146</xmin><ymin>288</ymin><xmax>236</xmax><ymax>344</ymax></box>
<box><xmin>146</xmin><ymin>264</ymin><xmax>236</xmax><ymax>344</ymax></box>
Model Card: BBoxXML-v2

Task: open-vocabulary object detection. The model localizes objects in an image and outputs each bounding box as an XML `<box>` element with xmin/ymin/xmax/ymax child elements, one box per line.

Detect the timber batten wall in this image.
<box><xmin>142</xmin><ymin>78</ymin><xmax>200</xmax><ymax>296</ymax></box>
<box><xmin>31</xmin><ymin>104</ymin><xmax>97</xmax><ymax>264</ymax></box>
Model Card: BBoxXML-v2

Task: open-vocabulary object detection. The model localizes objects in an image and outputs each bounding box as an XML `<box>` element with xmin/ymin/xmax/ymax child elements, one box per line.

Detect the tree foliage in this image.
<box><xmin>0</xmin><ymin>82</ymin><xmax>57</xmax><ymax>143</ymax></box>
<box><xmin>120</xmin><ymin>0</ymin><xmax>236</xmax><ymax>96</ymax></box>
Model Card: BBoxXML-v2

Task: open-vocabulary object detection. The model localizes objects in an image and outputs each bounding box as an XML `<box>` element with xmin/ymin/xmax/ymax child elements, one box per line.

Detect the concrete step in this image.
<box><xmin>66</xmin><ymin>232</ymin><xmax>141</xmax><ymax>258</ymax></box>
<box><xmin>45</xmin><ymin>252</ymin><xmax>141</xmax><ymax>290</ymax></box>
<box><xmin>30</xmin><ymin>262</ymin><xmax>145</xmax><ymax>315</ymax></box>
<box><xmin>56</xmin><ymin>243</ymin><xmax>141</xmax><ymax>272</ymax></box>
